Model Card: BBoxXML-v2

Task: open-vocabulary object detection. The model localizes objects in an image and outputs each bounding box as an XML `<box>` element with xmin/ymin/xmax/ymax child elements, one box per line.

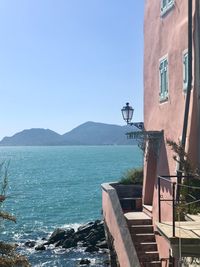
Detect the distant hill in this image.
<box><xmin>0</xmin><ymin>129</ymin><xmax>61</xmax><ymax>146</ymax></box>
<box><xmin>0</xmin><ymin>122</ymin><xmax>138</xmax><ymax>146</ymax></box>
<box><xmin>60</xmin><ymin>121</ymin><xmax>137</xmax><ymax>145</ymax></box>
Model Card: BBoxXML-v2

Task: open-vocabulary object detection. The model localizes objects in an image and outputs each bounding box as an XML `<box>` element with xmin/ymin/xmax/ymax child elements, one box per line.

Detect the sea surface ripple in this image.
<box><xmin>0</xmin><ymin>145</ymin><xmax>142</xmax><ymax>266</ymax></box>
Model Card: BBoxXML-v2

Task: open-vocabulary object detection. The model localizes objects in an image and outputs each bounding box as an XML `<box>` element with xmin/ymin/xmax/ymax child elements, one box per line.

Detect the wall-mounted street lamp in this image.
<box><xmin>121</xmin><ymin>102</ymin><xmax>144</xmax><ymax>130</ymax></box>
<box><xmin>121</xmin><ymin>102</ymin><xmax>163</xmax><ymax>155</ymax></box>
<box><xmin>121</xmin><ymin>102</ymin><xmax>134</xmax><ymax>124</ymax></box>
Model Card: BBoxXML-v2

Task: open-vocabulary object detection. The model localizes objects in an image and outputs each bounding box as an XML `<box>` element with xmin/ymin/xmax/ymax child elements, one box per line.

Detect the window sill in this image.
<box><xmin>159</xmin><ymin>96</ymin><xmax>169</xmax><ymax>103</ymax></box>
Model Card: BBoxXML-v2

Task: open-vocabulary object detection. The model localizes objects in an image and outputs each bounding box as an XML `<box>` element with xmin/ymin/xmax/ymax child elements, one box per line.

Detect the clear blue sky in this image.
<box><xmin>0</xmin><ymin>0</ymin><xmax>144</xmax><ymax>139</ymax></box>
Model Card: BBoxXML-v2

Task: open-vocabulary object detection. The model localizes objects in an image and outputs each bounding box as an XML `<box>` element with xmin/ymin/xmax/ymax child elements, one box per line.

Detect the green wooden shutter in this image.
<box><xmin>164</xmin><ymin>59</ymin><xmax>168</xmax><ymax>98</ymax></box>
<box><xmin>162</xmin><ymin>0</ymin><xmax>167</xmax><ymax>10</ymax></box>
<box><xmin>159</xmin><ymin>58</ymin><xmax>168</xmax><ymax>101</ymax></box>
<box><xmin>161</xmin><ymin>0</ymin><xmax>175</xmax><ymax>15</ymax></box>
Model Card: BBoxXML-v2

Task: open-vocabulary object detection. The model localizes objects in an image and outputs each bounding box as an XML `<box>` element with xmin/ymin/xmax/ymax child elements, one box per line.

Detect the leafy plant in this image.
<box><xmin>167</xmin><ymin>139</ymin><xmax>200</xmax><ymax>216</ymax></box>
<box><xmin>182</xmin><ymin>256</ymin><xmax>200</xmax><ymax>266</ymax></box>
<box><xmin>119</xmin><ymin>168</ymin><xmax>143</xmax><ymax>185</ymax></box>
<box><xmin>166</xmin><ymin>139</ymin><xmax>200</xmax><ymax>177</ymax></box>
<box><xmin>0</xmin><ymin>161</ymin><xmax>30</xmax><ymax>267</ymax></box>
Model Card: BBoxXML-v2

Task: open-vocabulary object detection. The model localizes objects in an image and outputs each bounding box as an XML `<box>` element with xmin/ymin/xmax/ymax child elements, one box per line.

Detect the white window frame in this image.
<box><xmin>161</xmin><ymin>0</ymin><xmax>175</xmax><ymax>16</ymax></box>
<box><xmin>159</xmin><ymin>56</ymin><xmax>169</xmax><ymax>102</ymax></box>
<box><xmin>183</xmin><ymin>50</ymin><xmax>188</xmax><ymax>92</ymax></box>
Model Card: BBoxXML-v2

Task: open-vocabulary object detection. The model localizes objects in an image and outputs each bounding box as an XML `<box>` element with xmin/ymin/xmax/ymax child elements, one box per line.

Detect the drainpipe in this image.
<box><xmin>197</xmin><ymin>0</ymin><xmax>200</xmax><ymax>166</ymax></box>
<box><xmin>181</xmin><ymin>0</ymin><xmax>193</xmax><ymax>148</ymax></box>
<box><xmin>177</xmin><ymin>0</ymin><xmax>193</xmax><ymax>201</ymax></box>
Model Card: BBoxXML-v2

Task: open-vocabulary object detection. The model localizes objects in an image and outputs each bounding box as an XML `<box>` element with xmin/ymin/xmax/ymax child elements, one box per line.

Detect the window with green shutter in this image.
<box><xmin>183</xmin><ymin>51</ymin><xmax>188</xmax><ymax>92</ymax></box>
<box><xmin>159</xmin><ymin>57</ymin><xmax>168</xmax><ymax>102</ymax></box>
<box><xmin>161</xmin><ymin>0</ymin><xmax>175</xmax><ymax>16</ymax></box>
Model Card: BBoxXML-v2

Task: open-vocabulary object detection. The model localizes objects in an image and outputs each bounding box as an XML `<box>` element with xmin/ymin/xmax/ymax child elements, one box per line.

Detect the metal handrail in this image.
<box><xmin>158</xmin><ymin>176</ymin><xmax>177</xmax><ymax>237</ymax></box>
<box><xmin>158</xmin><ymin>175</ymin><xmax>192</xmax><ymax>179</ymax></box>
<box><xmin>158</xmin><ymin>175</ymin><xmax>198</xmax><ymax>237</ymax></box>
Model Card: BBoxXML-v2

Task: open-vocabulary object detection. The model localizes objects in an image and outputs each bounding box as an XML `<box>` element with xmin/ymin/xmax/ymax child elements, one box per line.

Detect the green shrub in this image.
<box><xmin>120</xmin><ymin>168</ymin><xmax>143</xmax><ymax>185</ymax></box>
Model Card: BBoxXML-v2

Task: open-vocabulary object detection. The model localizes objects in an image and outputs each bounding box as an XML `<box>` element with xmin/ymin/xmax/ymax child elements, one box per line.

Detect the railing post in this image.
<box><xmin>176</xmin><ymin>170</ymin><xmax>182</xmax><ymax>203</ymax></box>
<box><xmin>158</xmin><ymin>176</ymin><xmax>161</xmax><ymax>222</ymax></box>
<box><xmin>187</xmin><ymin>176</ymin><xmax>191</xmax><ymax>213</ymax></box>
<box><xmin>172</xmin><ymin>182</ymin><xmax>176</xmax><ymax>237</ymax></box>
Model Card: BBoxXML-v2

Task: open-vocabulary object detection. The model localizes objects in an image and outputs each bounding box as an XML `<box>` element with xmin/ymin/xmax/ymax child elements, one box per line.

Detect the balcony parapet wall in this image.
<box><xmin>101</xmin><ymin>183</ymin><xmax>140</xmax><ymax>267</ymax></box>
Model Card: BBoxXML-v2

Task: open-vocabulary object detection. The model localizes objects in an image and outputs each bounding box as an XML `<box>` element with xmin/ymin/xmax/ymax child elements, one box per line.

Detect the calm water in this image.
<box><xmin>0</xmin><ymin>146</ymin><xmax>142</xmax><ymax>266</ymax></box>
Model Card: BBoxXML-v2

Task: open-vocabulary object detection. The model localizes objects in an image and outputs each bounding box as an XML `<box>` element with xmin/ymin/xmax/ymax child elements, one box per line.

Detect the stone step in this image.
<box><xmin>120</xmin><ymin>197</ymin><xmax>137</xmax><ymax>211</ymax></box>
<box><xmin>133</xmin><ymin>233</ymin><xmax>156</xmax><ymax>243</ymax></box>
<box><xmin>128</xmin><ymin>219</ymin><xmax>152</xmax><ymax>226</ymax></box>
<box><xmin>143</xmin><ymin>204</ymin><xmax>153</xmax><ymax>218</ymax></box>
<box><xmin>130</xmin><ymin>224</ymin><xmax>154</xmax><ymax>234</ymax></box>
<box><xmin>124</xmin><ymin>212</ymin><xmax>152</xmax><ymax>226</ymax></box>
<box><xmin>134</xmin><ymin>242</ymin><xmax>158</xmax><ymax>251</ymax></box>
<box><xmin>120</xmin><ymin>197</ymin><xmax>142</xmax><ymax>212</ymax></box>
<box><xmin>138</xmin><ymin>251</ymin><xmax>159</xmax><ymax>262</ymax></box>
<box><xmin>141</xmin><ymin>261</ymin><xmax>162</xmax><ymax>267</ymax></box>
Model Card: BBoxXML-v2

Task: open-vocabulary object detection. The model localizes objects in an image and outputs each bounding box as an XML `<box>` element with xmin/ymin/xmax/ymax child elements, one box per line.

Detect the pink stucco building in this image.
<box><xmin>102</xmin><ymin>1</ymin><xmax>200</xmax><ymax>266</ymax></box>
<box><xmin>143</xmin><ymin>0</ymin><xmax>200</xmax><ymax>263</ymax></box>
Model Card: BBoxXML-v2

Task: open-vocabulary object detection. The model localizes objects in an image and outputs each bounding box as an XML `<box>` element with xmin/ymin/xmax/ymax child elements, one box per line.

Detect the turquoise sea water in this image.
<box><xmin>0</xmin><ymin>146</ymin><xmax>142</xmax><ymax>266</ymax></box>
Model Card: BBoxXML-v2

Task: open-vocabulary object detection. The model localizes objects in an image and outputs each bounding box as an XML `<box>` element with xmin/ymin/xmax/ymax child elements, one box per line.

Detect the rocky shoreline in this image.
<box><xmin>24</xmin><ymin>220</ymin><xmax>109</xmax><ymax>266</ymax></box>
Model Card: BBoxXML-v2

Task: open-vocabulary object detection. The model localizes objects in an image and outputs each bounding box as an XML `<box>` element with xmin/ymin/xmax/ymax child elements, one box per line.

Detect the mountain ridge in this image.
<box><xmin>0</xmin><ymin>121</ymin><xmax>138</xmax><ymax>146</ymax></box>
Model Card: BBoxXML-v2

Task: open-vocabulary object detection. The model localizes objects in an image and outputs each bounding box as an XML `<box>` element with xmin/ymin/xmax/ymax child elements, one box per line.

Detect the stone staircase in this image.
<box><xmin>124</xmin><ymin>212</ymin><xmax>161</xmax><ymax>267</ymax></box>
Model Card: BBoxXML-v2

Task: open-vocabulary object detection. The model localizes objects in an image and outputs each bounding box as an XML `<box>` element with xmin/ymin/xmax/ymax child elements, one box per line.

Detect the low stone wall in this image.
<box><xmin>112</xmin><ymin>183</ymin><xmax>143</xmax><ymax>211</ymax></box>
<box><xmin>102</xmin><ymin>183</ymin><xmax>140</xmax><ymax>267</ymax></box>
<box><xmin>112</xmin><ymin>183</ymin><xmax>142</xmax><ymax>199</ymax></box>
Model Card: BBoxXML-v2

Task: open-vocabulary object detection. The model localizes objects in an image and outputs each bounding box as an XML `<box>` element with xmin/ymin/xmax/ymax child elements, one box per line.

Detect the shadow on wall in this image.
<box><xmin>144</xmin><ymin>147</ymin><xmax>158</xmax><ymax>205</ymax></box>
<box><xmin>156</xmin><ymin>139</ymin><xmax>170</xmax><ymax>193</ymax></box>
<box><xmin>187</xmin><ymin>87</ymin><xmax>199</xmax><ymax>169</ymax></box>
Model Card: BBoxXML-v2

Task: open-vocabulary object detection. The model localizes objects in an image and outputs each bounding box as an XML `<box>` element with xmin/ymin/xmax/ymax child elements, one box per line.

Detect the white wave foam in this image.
<box><xmin>59</xmin><ymin>222</ymin><xmax>82</xmax><ymax>232</ymax></box>
<box><xmin>33</xmin><ymin>260</ymin><xmax>52</xmax><ymax>267</ymax></box>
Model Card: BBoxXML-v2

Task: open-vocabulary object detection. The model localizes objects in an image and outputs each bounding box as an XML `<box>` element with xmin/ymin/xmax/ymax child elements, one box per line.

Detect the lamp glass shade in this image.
<box><xmin>121</xmin><ymin>102</ymin><xmax>134</xmax><ymax>124</ymax></box>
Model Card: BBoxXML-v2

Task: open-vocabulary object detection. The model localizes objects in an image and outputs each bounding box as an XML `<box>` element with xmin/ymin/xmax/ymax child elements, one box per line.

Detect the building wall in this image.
<box><xmin>144</xmin><ymin>0</ymin><xmax>188</xmax><ymax>172</ymax></box>
<box><xmin>102</xmin><ymin>184</ymin><xmax>140</xmax><ymax>267</ymax></box>
<box><xmin>195</xmin><ymin>0</ymin><xmax>200</xmax><ymax>166</ymax></box>
<box><xmin>143</xmin><ymin>0</ymin><xmax>199</xmax><ymax>260</ymax></box>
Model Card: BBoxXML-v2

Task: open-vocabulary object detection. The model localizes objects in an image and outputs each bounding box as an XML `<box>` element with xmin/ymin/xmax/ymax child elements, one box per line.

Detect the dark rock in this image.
<box><xmin>48</xmin><ymin>228</ymin><xmax>66</xmax><ymax>243</ymax></box>
<box><xmin>85</xmin><ymin>245</ymin><xmax>99</xmax><ymax>252</ymax></box>
<box><xmin>81</xmin><ymin>241</ymin><xmax>90</xmax><ymax>247</ymax></box>
<box><xmin>43</xmin><ymin>220</ymin><xmax>106</xmax><ymax>251</ymax></box>
<box><xmin>85</xmin><ymin>234</ymin><xmax>98</xmax><ymax>245</ymax></box>
<box><xmin>73</xmin><ymin>232</ymin><xmax>87</xmax><ymax>243</ymax></box>
<box><xmin>94</xmin><ymin>219</ymin><xmax>101</xmax><ymax>225</ymax></box>
<box><xmin>77</xmin><ymin>222</ymin><xmax>96</xmax><ymax>236</ymax></box>
<box><xmin>96</xmin><ymin>240</ymin><xmax>108</xmax><ymax>249</ymax></box>
<box><xmin>97</xmin><ymin>228</ymin><xmax>106</xmax><ymax>239</ymax></box>
<box><xmin>35</xmin><ymin>244</ymin><xmax>46</xmax><ymax>251</ymax></box>
<box><xmin>55</xmin><ymin>240</ymin><xmax>64</xmax><ymax>247</ymax></box>
<box><xmin>77</xmin><ymin>220</ymin><xmax>103</xmax><ymax>234</ymax></box>
<box><xmin>85</xmin><ymin>229</ymin><xmax>104</xmax><ymax>245</ymax></box>
<box><xmin>103</xmin><ymin>259</ymin><xmax>110</xmax><ymax>265</ymax></box>
<box><xmin>98</xmin><ymin>237</ymin><xmax>106</xmax><ymax>244</ymax></box>
<box><xmin>43</xmin><ymin>241</ymin><xmax>49</xmax><ymax>246</ymax></box>
<box><xmin>74</xmin><ymin>221</ymin><xmax>104</xmax><ymax>245</ymax></box>
<box><xmin>25</xmin><ymin>241</ymin><xmax>36</xmax><ymax>248</ymax></box>
<box><xmin>48</xmin><ymin>228</ymin><xmax>75</xmax><ymax>244</ymax></box>
<box><xmin>79</xmin><ymin>259</ymin><xmax>91</xmax><ymax>265</ymax></box>
<box><xmin>62</xmin><ymin>237</ymin><xmax>77</xmax><ymax>249</ymax></box>
<box><xmin>78</xmin><ymin>222</ymin><xmax>94</xmax><ymax>231</ymax></box>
